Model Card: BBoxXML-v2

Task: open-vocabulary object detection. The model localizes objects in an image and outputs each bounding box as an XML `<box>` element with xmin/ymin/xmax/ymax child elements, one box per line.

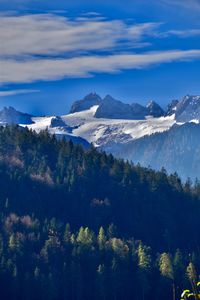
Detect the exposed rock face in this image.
<box><xmin>0</xmin><ymin>107</ymin><xmax>34</xmax><ymax>125</ymax></box>
<box><xmin>69</xmin><ymin>93</ymin><xmax>102</xmax><ymax>113</ymax></box>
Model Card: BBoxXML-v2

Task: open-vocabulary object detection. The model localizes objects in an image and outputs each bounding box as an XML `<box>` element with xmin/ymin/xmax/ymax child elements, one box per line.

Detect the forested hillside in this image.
<box><xmin>0</xmin><ymin>125</ymin><xmax>200</xmax><ymax>300</ymax></box>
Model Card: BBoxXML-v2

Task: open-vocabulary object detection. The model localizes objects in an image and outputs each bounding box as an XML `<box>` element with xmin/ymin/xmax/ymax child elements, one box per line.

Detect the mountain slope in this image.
<box><xmin>109</xmin><ymin>122</ymin><xmax>200</xmax><ymax>180</ymax></box>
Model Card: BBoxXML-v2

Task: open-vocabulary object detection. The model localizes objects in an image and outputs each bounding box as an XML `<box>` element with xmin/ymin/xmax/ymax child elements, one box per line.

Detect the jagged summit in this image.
<box><xmin>70</xmin><ymin>93</ymin><xmax>165</xmax><ymax>120</ymax></box>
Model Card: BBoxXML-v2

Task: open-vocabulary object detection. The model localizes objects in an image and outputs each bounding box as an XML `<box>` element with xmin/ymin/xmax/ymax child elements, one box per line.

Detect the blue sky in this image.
<box><xmin>0</xmin><ymin>0</ymin><xmax>200</xmax><ymax>115</ymax></box>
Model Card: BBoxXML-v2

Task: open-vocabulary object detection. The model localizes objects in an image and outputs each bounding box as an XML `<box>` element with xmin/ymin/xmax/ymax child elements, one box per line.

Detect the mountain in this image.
<box><xmin>0</xmin><ymin>106</ymin><xmax>34</xmax><ymax>125</ymax></box>
<box><xmin>61</xmin><ymin>105</ymin><xmax>175</xmax><ymax>147</ymax></box>
<box><xmin>69</xmin><ymin>92</ymin><xmax>102</xmax><ymax>113</ymax></box>
<box><xmin>175</xmin><ymin>95</ymin><xmax>200</xmax><ymax>122</ymax></box>
<box><xmin>3</xmin><ymin>93</ymin><xmax>200</xmax><ymax>180</ymax></box>
<box><xmin>70</xmin><ymin>94</ymin><xmax>164</xmax><ymax>120</ymax></box>
<box><xmin>108</xmin><ymin>122</ymin><xmax>200</xmax><ymax>180</ymax></box>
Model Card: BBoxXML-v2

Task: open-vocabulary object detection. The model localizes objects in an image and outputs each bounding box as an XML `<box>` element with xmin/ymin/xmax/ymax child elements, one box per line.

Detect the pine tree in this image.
<box><xmin>159</xmin><ymin>253</ymin><xmax>174</xmax><ymax>280</ymax></box>
<box><xmin>97</xmin><ymin>227</ymin><xmax>106</xmax><ymax>250</ymax></box>
<box><xmin>159</xmin><ymin>253</ymin><xmax>175</xmax><ymax>300</ymax></box>
<box><xmin>137</xmin><ymin>243</ymin><xmax>151</xmax><ymax>300</ymax></box>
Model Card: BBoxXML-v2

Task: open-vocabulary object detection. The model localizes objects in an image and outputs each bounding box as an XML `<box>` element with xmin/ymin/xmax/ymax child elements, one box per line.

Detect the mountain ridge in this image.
<box><xmin>1</xmin><ymin>93</ymin><xmax>200</xmax><ymax>179</ymax></box>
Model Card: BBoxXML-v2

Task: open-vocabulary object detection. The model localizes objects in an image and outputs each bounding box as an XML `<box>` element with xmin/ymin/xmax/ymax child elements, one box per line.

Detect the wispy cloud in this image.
<box><xmin>0</xmin><ymin>14</ymin><xmax>158</xmax><ymax>57</ymax></box>
<box><xmin>0</xmin><ymin>13</ymin><xmax>200</xmax><ymax>86</ymax></box>
<box><xmin>0</xmin><ymin>89</ymin><xmax>40</xmax><ymax>97</ymax></box>
<box><xmin>1</xmin><ymin>50</ymin><xmax>200</xmax><ymax>84</ymax></box>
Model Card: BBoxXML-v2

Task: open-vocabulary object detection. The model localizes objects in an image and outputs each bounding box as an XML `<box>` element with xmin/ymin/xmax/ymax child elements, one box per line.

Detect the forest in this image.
<box><xmin>0</xmin><ymin>125</ymin><xmax>200</xmax><ymax>299</ymax></box>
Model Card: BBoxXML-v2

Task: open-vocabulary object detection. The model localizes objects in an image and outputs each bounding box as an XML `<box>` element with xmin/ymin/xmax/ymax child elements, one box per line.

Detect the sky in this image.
<box><xmin>0</xmin><ymin>0</ymin><xmax>200</xmax><ymax>115</ymax></box>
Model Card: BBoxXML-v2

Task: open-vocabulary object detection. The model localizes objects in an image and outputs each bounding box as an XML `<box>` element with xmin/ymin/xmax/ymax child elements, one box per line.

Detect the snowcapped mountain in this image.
<box><xmin>1</xmin><ymin>93</ymin><xmax>200</xmax><ymax>179</ymax></box>
<box><xmin>10</xmin><ymin>99</ymin><xmax>173</xmax><ymax>150</ymax></box>
<box><xmin>70</xmin><ymin>93</ymin><xmax>165</xmax><ymax>120</ymax></box>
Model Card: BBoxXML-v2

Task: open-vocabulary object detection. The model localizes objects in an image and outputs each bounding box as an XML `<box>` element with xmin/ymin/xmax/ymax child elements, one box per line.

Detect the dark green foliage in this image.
<box><xmin>0</xmin><ymin>215</ymin><xmax>199</xmax><ymax>300</ymax></box>
<box><xmin>0</xmin><ymin>125</ymin><xmax>199</xmax><ymax>299</ymax></box>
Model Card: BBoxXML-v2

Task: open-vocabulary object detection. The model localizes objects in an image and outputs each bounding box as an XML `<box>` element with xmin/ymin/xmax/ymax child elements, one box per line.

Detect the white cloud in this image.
<box><xmin>0</xmin><ymin>13</ymin><xmax>200</xmax><ymax>86</ymax></box>
<box><xmin>0</xmin><ymin>14</ymin><xmax>158</xmax><ymax>57</ymax></box>
<box><xmin>1</xmin><ymin>50</ymin><xmax>200</xmax><ymax>84</ymax></box>
<box><xmin>0</xmin><ymin>89</ymin><xmax>39</xmax><ymax>97</ymax></box>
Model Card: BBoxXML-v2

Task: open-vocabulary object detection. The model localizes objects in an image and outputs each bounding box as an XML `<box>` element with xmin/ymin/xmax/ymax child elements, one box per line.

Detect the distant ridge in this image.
<box><xmin>0</xmin><ymin>106</ymin><xmax>34</xmax><ymax>125</ymax></box>
<box><xmin>70</xmin><ymin>93</ymin><xmax>165</xmax><ymax>120</ymax></box>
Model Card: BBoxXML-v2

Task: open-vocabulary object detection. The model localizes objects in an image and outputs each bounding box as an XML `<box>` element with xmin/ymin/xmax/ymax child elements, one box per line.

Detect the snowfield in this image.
<box><xmin>24</xmin><ymin>106</ymin><xmax>176</xmax><ymax>147</ymax></box>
